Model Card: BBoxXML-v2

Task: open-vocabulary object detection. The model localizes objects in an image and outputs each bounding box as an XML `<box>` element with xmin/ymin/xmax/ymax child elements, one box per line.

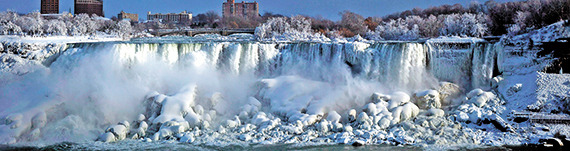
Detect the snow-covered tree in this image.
<box><xmin>116</xmin><ymin>20</ymin><xmax>133</xmax><ymax>37</ymax></box>
<box><xmin>43</xmin><ymin>19</ymin><xmax>68</xmax><ymax>36</ymax></box>
<box><xmin>289</xmin><ymin>15</ymin><xmax>311</xmax><ymax>34</ymax></box>
<box><xmin>255</xmin><ymin>16</ymin><xmax>325</xmax><ymax>41</ymax></box>
<box><xmin>0</xmin><ymin>21</ymin><xmax>22</xmax><ymax>35</ymax></box>
<box><xmin>374</xmin><ymin>18</ymin><xmax>419</xmax><ymax>40</ymax></box>
<box><xmin>441</xmin><ymin>13</ymin><xmax>487</xmax><ymax>37</ymax></box>
<box><xmin>420</xmin><ymin>15</ymin><xmax>443</xmax><ymax>37</ymax></box>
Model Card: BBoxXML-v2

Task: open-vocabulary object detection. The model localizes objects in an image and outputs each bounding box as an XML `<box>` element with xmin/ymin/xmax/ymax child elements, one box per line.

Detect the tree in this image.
<box><xmin>0</xmin><ymin>21</ymin><xmax>22</xmax><ymax>35</ymax></box>
<box><xmin>374</xmin><ymin>18</ymin><xmax>419</xmax><ymax>40</ymax></box>
<box><xmin>43</xmin><ymin>19</ymin><xmax>67</xmax><ymax>36</ymax></box>
<box><xmin>195</xmin><ymin>11</ymin><xmax>221</xmax><ymax>28</ymax></box>
<box><xmin>340</xmin><ymin>11</ymin><xmax>367</xmax><ymax>37</ymax></box>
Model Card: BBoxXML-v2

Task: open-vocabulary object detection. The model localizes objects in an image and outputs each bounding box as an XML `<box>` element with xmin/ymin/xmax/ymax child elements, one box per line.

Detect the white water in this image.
<box><xmin>0</xmin><ymin>40</ymin><xmax>502</xmax><ymax>145</ymax></box>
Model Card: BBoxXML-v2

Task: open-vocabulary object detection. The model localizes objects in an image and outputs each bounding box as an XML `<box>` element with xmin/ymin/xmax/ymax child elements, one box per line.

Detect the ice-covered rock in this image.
<box><xmin>391</xmin><ymin>103</ymin><xmax>420</xmax><ymax>124</ymax></box>
<box><xmin>317</xmin><ymin>120</ymin><xmax>330</xmax><ymax>133</ymax></box>
<box><xmin>238</xmin><ymin>134</ymin><xmax>252</xmax><ymax>141</ymax></box>
<box><xmin>137</xmin><ymin>114</ymin><xmax>146</xmax><ymax>121</ymax></box>
<box><xmin>362</xmin><ymin>103</ymin><xmax>379</xmax><ymax>116</ymax></box>
<box><xmin>466</xmin><ymin>89</ymin><xmax>497</xmax><ymax>107</ymax></box>
<box><xmin>506</xmin><ymin>83</ymin><xmax>523</xmax><ymax>96</ymax></box>
<box><xmin>426</xmin><ymin>108</ymin><xmax>445</xmax><ymax>117</ymax></box>
<box><xmin>370</xmin><ymin>93</ymin><xmax>390</xmax><ymax>103</ymax></box>
<box><xmin>344</xmin><ymin>125</ymin><xmax>353</xmax><ymax>132</ymax></box>
<box><xmin>106</xmin><ymin>124</ymin><xmax>128</xmax><ymax>140</ymax></box>
<box><xmin>378</xmin><ymin>116</ymin><xmax>391</xmax><ymax>129</ymax></box>
<box><xmin>180</xmin><ymin>134</ymin><xmax>195</xmax><ymax>143</ymax></box>
<box><xmin>347</xmin><ymin>109</ymin><xmax>357</xmax><ymax>123</ymax></box>
<box><xmin>97</xmin><ymin>132</ymin><xmax>116</xmax><ymax>142</ymax></box>
<box><xmin>153</xmin><ymin>85</ymin><xmax>198</xmax><ymax>124</ymax></box>
<box><xmin>491</xmin><ymin>76</ymin><xmax>504</xmax><ymax>88</ymax></box>
<box><xmin>326</xmin><ymin>111</ymin><xmax>341</xmax><ymax>123</ymax></box>
<box><xmin>437</xmin><ymin>82</ymin><xmax>462</xmax><ymax>105</ymax></box>
<box><xmin>388</xmin><ymin>92</ymin><xmax>411</xmax><ymax>110</ymax></box>
<box><xmin>414</xmin><ymin>90</ymin><xmax>441</xmax><ymax>109</ymax></box>
<box><xmin>356</xmin><ymin>112</ymin><xmax>371</xmax><ymax>125</ymax></box>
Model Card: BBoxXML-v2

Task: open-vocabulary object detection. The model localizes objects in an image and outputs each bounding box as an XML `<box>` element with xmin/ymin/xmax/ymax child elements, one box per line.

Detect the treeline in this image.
<box><xmin>0</xmin><ymin>11</ymin><xmax>136</xmax><ymax>37</ymax></box>
<box><xmin>231</xmin><ymin>0</ymin><xmax>570</xmax><ymax>40</ymax></box>
<box><xmin>380</xmin><ymin>0</ymin><xmax>570</xmax><ymax>36</ymax></box>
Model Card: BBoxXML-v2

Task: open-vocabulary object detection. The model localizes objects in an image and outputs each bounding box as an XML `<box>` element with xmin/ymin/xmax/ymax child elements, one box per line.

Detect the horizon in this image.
<box><xmin>0</xmin><ymin>0</ymin><xmax>519</xmax><ymax>21</ymax></box>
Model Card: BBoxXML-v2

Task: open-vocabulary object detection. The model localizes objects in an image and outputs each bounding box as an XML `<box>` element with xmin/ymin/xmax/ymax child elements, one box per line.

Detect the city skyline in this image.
<box><xmin>1</xmin><ymin>0</ymin><xmax>518</xmax><ymax>20</ymax></box>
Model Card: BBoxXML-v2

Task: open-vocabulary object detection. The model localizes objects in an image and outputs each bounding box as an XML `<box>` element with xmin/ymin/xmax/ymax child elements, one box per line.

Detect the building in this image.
<box><xmin>41</xmin><ymin>0</ymin><xmax>59</xmax><ymax>14</ymax></box>
<box><xmin>222</xmin><ymin>0</ymin><xmax>259</xmax><ymax>18</ymax></box>
<box><xmin>147</xmin><ymin>11</ymin><xmax>192</xmax><ymax>24</ymax></box>
<box><xmin>118</xmin><ymin>11</ymin><xmax>139</xmax><ymax>22</ymax></box>
<box><xmin>74</xmin><ymin>0</ymin><xmax>104</xmax><ymax>17</ymax></box>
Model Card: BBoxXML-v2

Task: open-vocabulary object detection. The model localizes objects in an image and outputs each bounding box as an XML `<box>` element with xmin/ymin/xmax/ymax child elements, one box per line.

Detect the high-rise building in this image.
<box><xmin>147</xmin><ymin>11</ymin><xmax>193</xmax><ymax>24</ymax></box>
<box><xmin>118</xmin><ymin>11</ymin><xmax>139</xmax><ymax>22</ymax></box>
<box><xmin>41</xmin><ymin>0</ymin><xmax>59</xmax><ymax>14</ymax></box>
<box><xmin>74</xmin><ymin>0</ymin><xmax>104</xmax><ymax>17</ymax></box>
<box><xmin>222</xmin><ymin>0</ymin><xmax>259</xmax><ymax>18</ymax></box>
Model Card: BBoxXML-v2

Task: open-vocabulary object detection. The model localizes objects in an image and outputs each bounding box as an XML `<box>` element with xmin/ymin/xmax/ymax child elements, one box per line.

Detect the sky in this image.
<box><xmin>0</xmin><ymin>0</ymin><xmax>518</xmax><ymax>21</ymax></box>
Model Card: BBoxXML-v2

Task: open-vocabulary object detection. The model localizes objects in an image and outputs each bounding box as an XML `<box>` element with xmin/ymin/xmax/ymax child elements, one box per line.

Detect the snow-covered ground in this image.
<box><xmin>0</xmin><ymin>21</ymin><xmax>569</xmax><ymax>149</ymax></box>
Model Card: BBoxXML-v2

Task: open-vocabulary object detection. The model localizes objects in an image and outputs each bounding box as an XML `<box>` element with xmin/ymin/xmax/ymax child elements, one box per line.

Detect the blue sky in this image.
<box><xmin>0</xmin><ymin>0</ymin><xmax>518</xmax><ymax>21</ymax></box>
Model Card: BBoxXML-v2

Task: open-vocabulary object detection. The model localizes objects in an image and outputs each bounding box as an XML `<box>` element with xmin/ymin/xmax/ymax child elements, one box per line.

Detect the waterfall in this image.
<box><xmin>0</xmin><ymin>40</ymin><xmax>503</xmax><ymax>144</ymax></box>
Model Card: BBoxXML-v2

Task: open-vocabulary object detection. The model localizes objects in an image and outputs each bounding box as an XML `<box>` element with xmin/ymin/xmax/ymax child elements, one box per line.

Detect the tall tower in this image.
<box><xmin>41</xmin><ymin>0</ymin><xmax>59</xmax><ymax>14</ymax></box>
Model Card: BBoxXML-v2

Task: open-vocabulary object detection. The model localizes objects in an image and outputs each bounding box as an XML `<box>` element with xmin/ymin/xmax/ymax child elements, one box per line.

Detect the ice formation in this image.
<box><xmin>0</xmin><ymin>36</ymin><xmax>542</xmax><ymax>148</ymax></box>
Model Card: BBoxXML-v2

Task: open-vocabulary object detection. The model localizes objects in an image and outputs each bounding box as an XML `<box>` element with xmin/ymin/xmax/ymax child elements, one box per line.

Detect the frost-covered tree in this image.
<box><xmin>0</xmin><ymin>21</ymin><xmax>22</xmax><ymax>35</ymax></box>
<box><xmin>374</xmin><ymin>18</ymin><xmax>419</xmax><ymax>40</ymax></box>
<box><xmin>255</xmin><ymin>16</ymin><xmax>325</xmax><ymax>41</ymax></box>
<box><xmin>68</xmin><ymin>14</ymin><xmax>99</xmax><ymax>36</ymax></box>
<box><xmin>290</xmin><ymin>15</ymin><xmax>311</xmax><ymax>34</ymax></box>
<box><xmin>115</xmin><ymin>20</ymin><xmax>133</xmax><ymax>37</ymax></box>
<box><xmin>421</xmin><ymin>15</ymin><xmax>443</xmax><ymax>37</ymax></box>
<box><xmin>441</xmin><ymin>13</ymin><xmax>487</xmax><ymax>37</ymax></box>
<box><xmin>43</xmin><ymin>19</ymin><xmax>68</xmax><ymax>36</ymax></box>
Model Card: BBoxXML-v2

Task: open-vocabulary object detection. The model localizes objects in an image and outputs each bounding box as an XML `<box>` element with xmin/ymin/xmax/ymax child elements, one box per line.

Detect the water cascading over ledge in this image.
<box><xmin>60</xmin><ymin>41</ymin><xmax>502</xmax><ymax>92</ymax></box>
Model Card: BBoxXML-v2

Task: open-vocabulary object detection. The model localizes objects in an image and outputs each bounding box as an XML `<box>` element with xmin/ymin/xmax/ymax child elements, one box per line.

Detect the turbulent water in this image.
<box><xmin>0</xmin><ymin>38</ymin><xmax>503</xmax><ymax>148</ymax></box>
